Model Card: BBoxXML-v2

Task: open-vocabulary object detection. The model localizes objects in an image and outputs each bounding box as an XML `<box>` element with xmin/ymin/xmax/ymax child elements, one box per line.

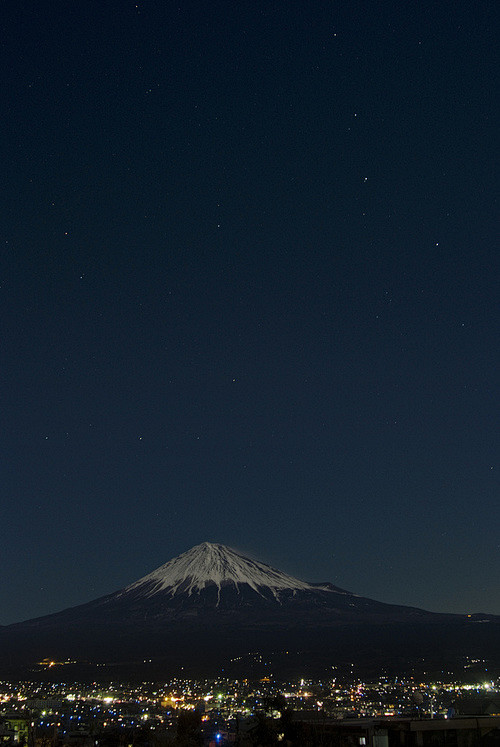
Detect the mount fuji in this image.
<box><xmin>1</xmin><ymin>542</ymin><xmax>499</xmax><ymax>679</ymax></box>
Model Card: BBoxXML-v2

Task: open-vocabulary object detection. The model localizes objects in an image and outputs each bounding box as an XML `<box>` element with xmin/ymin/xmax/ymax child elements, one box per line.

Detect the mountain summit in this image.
<box><xmin>122</xmin><ymin>542</ymin><xmax>324</xmax><ymax>600</ymax></box>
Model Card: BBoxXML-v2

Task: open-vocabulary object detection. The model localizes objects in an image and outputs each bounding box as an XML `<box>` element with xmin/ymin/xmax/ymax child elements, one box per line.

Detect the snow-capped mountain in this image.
<box><xmin>1</xmin><ymin>542</ymin><xmax>499</xmax><ymax>680</ymax></box>
<box><xmin>121</xmin><ymin>541</ymin><xmax>331</xmax><ymax>600</ymax></box>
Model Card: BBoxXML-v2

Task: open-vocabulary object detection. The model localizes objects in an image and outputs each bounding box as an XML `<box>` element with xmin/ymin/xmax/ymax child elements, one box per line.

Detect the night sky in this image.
<box><xmin>1</xmin><ymin>0</ymin><xmax>499</xmax><ymax>626</ymax></box>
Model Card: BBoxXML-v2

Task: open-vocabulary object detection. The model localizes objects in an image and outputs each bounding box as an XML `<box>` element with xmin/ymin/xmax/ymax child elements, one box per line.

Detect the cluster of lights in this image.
<box><xmin>0</xmin><ymin>670</ymin><xmax>499</xmax><ymax>744</ymax></box>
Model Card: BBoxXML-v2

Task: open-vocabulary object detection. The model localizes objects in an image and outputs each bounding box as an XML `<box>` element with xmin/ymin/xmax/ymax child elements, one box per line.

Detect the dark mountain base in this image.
<box><xmin>1</xmin><ymin>618</ymin><xmax>499</xmax><ymax>683</ymax></box>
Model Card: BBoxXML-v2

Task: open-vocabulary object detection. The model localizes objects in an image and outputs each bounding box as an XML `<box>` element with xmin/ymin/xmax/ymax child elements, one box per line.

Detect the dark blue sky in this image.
<box><xmin>1</xmin><ymin>0</ymin><xmax>498</xmax><ymax>625</ymax></box>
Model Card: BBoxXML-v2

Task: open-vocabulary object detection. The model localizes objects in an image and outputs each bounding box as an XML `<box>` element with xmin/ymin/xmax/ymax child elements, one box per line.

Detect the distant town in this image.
<box><xmin>1</xmin><ymin>659</ymin><xmax>500</xmax><ymax>747</ymax></box>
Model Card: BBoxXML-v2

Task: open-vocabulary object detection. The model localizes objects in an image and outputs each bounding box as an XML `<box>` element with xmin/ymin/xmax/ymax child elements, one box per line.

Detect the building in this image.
<box><xmin>298</xmin><ymin>716</ymin><xmax>500</xmax><ymax>747</ymax></box>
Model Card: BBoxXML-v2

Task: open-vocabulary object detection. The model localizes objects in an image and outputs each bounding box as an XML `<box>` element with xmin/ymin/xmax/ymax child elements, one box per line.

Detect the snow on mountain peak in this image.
<box><xmin>123</xmin><ymin>542</ymin><xmax>318</xmax><ymax>599</ymax></box>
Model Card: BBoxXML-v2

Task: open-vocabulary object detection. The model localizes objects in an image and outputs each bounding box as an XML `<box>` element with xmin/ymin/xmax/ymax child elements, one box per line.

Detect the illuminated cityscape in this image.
<box><xmin>1</xmin><ymin>666</ymin><xmax>500</xmax><ymax>746</ymax></box>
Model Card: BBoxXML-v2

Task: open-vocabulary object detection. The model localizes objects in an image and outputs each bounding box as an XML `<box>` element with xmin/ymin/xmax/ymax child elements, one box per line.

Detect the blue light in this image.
<box><xmin>216</xmin><ymin>734</ymin><xmax>222</xmax><ymax>743</ymax></box>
